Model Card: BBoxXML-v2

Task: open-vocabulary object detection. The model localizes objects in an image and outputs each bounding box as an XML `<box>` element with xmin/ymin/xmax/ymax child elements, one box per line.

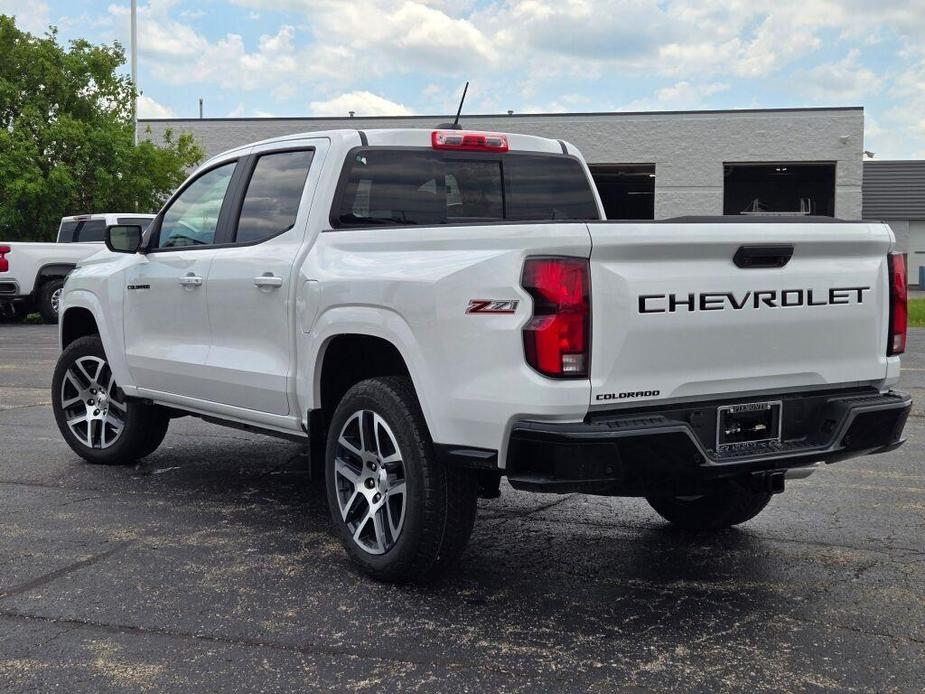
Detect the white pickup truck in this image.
<box><xmin>52</xmin><ymin>128</ymin><xmax>911</xmax><ymax>582</ymax></box>
<box><xmin>0</xmin><ymin>214</ymin><xmax>154</xmax><ymax>323</ymax></box>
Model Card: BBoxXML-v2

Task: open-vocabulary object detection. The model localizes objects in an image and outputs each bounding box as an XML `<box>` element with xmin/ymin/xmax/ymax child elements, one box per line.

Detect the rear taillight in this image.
<box><xmin>522</xmin><ymin>257</ymin><xmax>590</xmax><ymax>378</ymax></box>
<box><xmin>432</xmin><ymin>130</ymin><xmax>509</xmax><ymax>152</ymax></box>
<box><xmin>888</xmin><ymin>251</ymin><xmax>907</xmax><ymax>356</ymax></box>
<box><xmin>0</xmin><ymin>246</ymin><xmax>9</xmax><ymax>273</ymax></box>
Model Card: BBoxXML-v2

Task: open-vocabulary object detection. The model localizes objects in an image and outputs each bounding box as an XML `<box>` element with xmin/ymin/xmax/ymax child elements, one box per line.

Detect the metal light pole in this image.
<box><xmin>131</xmin><ymin>0</ymin><xmax>138</xmax><ymax>145</ymax></box>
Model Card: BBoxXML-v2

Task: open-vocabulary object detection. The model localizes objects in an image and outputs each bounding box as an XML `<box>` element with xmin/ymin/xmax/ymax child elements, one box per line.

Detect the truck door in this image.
<box><xmin>202</xmin><ymin>139</ymin><xmax>324</xmax><ymax>415</ymax></box>
<box><xmin>124</xmin><ymin>158</ymin><xmax>241</xmax><ymax>400</ymax></box>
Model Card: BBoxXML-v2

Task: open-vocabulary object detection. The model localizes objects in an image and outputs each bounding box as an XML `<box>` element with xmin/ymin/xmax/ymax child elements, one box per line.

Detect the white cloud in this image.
<box><xmin>796</xmin><ymin>50</ymin><xmax>880</xmax><ymax>102</ymax></box>
<box><xmin>136</xmin><ymin>94</ymin><xmax>174</xmax><ymax>118</ymax></box>
<box><xmin>0</xmin><ymin>0</ymin><xmax>50</xmax><ymax>33</ymax></box>
<box><xmin>619</xmin><ymin>80</ymin><xmax>729</xmax><ymax>111</ymax></box>
<box><xmin>308</xmin><ymin>91</ymin><xmax>413</xmax><ymax>117</ymax></box>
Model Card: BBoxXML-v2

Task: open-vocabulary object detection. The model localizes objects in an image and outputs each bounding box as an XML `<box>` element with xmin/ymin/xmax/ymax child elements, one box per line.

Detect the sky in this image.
<box><xmin>3</xmin><ymin>0</ymin><xmax>925</xmax><ymax>159</ymax></box>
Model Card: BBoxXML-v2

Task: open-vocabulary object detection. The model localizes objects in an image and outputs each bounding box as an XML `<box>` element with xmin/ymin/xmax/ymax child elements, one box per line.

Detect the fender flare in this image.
<box><xmin>59</xmin><ymin>290</ymin><xmax>135</xmax><ymax>394</ymax></box>
<box><xmin>307</xmin><ymin>305</ymin><xmax>441</xmax><ymax>440</ymax></box>
<box><xmin>36</xmin><ymin>263</ymin><xmax>77</xmax><ymax>284</ymax></box>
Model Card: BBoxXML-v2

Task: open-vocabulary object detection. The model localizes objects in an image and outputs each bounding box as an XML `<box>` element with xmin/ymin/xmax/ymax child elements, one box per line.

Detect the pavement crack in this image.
<box><xmin>0</xmin><ymin>609</ymin><xmax>578</xmax><ymax>682</ymax></box>
<box><xmin>0</xmin><ymin>541</ymin><xmax>135</xmax><ymax>601</ymax></box>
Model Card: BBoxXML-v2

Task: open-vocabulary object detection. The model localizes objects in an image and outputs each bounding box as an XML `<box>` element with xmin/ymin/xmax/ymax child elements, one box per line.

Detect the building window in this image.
<box><xmin>589</xmin><ymin>164</ymin><xmax>655</xmax><ymax>220</ymax></box>
<box><xmin>724</xmin><ymin>163</ymin><xmax>836</xmax><ymax>217</ymax></box>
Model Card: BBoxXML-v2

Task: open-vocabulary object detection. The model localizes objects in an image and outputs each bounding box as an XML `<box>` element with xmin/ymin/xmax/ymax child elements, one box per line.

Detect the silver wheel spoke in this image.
<box><xmin>60</xmin><ymin>394</ymin><xmax>82</xmax><ymax>409</ymax></box>
<box><xmin>371</xmin><ymin>510</ymin><xmax>388</xmax><ymax>553</ymax></box>
<box><xmin>335</xmin><ymin>408</ymin><xmax>406</xmax><ymax>556</ymax></box>
<box><xmin>334</xmin><ymin>457</ymin><xmax>359</xmax><ymax>484</ymax></box>
<box><xmin>64</xmin><ymin>369</ymin><xmax>86</xmax><ymax>393</ymax></box>
<box><xmin>337</xmin><ymin>435</ymin><xmax>363</xmax><ymax>461</ymax></box>
<box><xmin>61</xmin><ymin>356</ymin><xmax>124</xmax><ymax>450</ymax></box>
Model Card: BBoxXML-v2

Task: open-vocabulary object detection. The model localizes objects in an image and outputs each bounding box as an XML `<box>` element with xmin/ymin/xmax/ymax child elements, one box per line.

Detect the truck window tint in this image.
<box><xmin>505</xmin><ymin>156</ymin><xmax>601</xmax><ymax>221</ymax></box>
<box><xmin>57</xmin><ymin>221</ymin><xmax>78</xmax><ymax>242</ymax></box>
<box><xmin>117</xmin><ymin>217</ymin><xmax>153</xmax><ymax>230</ymax></box>
<box><xmin>235</xmin><ymin>150</ymin><xmax>314</xmax><ymax>244</ymax></box>
<box><xmin>333</xmin><ymin>149</ymin><xmax>599</xmax><ymax>228</ymax></box>
<box><xmin>74</xmin><ymin>220</ymin><xmax>106</xmax><ymax>242</ymax></box>
<box><xmin>158</xmin><ymin>162</ymin><xmax>236</xmax><ymax>248</ymax></box>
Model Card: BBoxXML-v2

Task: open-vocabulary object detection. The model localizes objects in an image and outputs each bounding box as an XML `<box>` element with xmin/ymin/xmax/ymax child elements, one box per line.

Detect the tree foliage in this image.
<box><xmin>0</xmin><ymin>15</ymin><xmax>203</xmax><ymax>241</ymax></box>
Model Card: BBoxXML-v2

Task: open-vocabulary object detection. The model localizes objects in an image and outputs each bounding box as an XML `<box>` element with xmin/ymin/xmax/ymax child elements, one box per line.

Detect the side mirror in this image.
<box><xmin>105</xmin><ymin>224</ymin><xmax>144</xmax><ymax>254</ymax></box>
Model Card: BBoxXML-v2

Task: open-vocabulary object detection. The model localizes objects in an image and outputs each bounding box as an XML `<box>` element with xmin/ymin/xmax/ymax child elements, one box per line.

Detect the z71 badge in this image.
<box><xmin>466</xmin><ymin>299</ymin><xmax>520</xmax><ymax>314</ymax></box>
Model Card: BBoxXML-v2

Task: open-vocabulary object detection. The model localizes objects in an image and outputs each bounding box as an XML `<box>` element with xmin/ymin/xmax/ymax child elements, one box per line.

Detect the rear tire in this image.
<box><xmin>52</xmin><ymin>336</ymin><xmax>170</xmax><ymax>465</ymax></box>
<box><xmin>38</xmin><ymin>278</ymin><xmax>65</xmax><ymax>324</ymax></box>
<box><xmin>325</xmin><ymin>376</ymin><xmax>477</xmax><ymax>583</ymax></box>
<box><xmin>646</xmin><ymin>484</ymin><xmax>772</xmax><ymax>531</ymax></box>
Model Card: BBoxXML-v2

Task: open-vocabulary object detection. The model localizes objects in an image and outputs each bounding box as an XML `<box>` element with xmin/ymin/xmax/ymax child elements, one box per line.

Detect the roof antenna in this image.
<box><xmin>438</xmin><ymin>81</ymin><xmax>468</xmax><ymax>130</ymax></box>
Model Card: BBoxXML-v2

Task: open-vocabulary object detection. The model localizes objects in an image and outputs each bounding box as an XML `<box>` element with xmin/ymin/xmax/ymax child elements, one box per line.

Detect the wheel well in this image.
<box><xmin>37</xmin><ymin>264</ymin><xmax>75</xmax><ymax>283</ymax></box>
<box><xmin>319</xmin><ymin>334</ymin><xmax>411</xmax><ymax>419</ymax></box>
<box><xmin>61</xmin><ymin>308</ymin><xmax>99</xmax><ymax>347</ymax></box>
<box><xmin>306</xmin><ymin>334</ymin><xmax>413</xmax><ymax>481</ymax></box>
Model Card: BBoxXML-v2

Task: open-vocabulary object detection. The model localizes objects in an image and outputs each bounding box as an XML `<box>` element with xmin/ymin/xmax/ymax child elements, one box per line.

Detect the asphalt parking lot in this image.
<box><xmin>0</xmin><ymin>325</ymin><xmax>923</xmax><ymax>692</ymax></box>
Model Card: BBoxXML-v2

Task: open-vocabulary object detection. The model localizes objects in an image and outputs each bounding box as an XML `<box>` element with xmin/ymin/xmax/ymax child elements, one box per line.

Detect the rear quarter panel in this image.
<box><xmin>300</xmin><ymin>223</ymin><xmax>593</xmax><ymax>458</ymax></box>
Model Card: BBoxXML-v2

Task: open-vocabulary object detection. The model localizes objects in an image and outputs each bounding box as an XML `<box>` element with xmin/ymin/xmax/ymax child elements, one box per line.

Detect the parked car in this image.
<box><xmin>0</xmin><ymin>213</ymin><xmax>154</xmax><ymax>323</ymax></box>
<box><xmin>52</xmin><ymin>128</ymin><xmax>910</xmax><ymax>582</ymax></box>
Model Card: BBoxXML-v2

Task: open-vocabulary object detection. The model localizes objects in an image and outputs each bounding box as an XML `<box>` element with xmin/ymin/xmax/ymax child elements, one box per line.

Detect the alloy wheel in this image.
<box><xmin>333</xmin><ymin>410</ymin><xmax>407</xmax><ymax>555</ymax></box>
<box><xmin>50</xmin><ymin>287</ymin><xmax>62</xmax><ymax>314</ymax></box>
<box><xmin>59</xmin><ymin>356</ymin><xmax>126</xmax><ymax>449</ymax></box>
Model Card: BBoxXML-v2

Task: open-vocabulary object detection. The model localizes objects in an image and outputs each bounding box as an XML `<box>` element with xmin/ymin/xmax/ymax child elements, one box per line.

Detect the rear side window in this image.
<box><xmin>332</xmin><ymin>149</ymin><xmax>599</xmax><ymax>228</ymax></box>
<box><xmin>57</xmin><ymin>221</ymin><xmax>78</xmax><ymax>242</ymax></box>
<box><xmin>74</xmin><ymin>220</ymin><xmax>106</xmax><ymax>242</ymax></box>
<box><xmin>235</xmin><ymin>150</ymin><xmax>314</xmax><ymax>244</ymax></box>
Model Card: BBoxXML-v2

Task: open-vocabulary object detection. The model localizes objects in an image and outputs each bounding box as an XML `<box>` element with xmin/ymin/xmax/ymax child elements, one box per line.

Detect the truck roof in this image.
<box><xmin>60</xmin><ymin>213</ymin><xmax>156</xmax><ymax>222</ymax></box>
<box><xmin>207</xmin><ymin>128</ymin><xmax>577</xmax><ymax>166</ymax></box>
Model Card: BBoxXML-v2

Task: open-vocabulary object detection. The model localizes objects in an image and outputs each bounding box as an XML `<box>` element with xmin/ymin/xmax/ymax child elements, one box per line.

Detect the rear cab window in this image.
<box><xmin>117</xmin><ymin>217</ymin><xmax>154</xmax><ymax>231</ymax></box>
<box><xmin>57</xmin><ymin>219</ymin><xmax>106</xmax><ymax>242</ymax></box>
<box><xmin>331</xmin><ymin>148</ymin><xmax>600</xmax><ymax>228</ymax></box>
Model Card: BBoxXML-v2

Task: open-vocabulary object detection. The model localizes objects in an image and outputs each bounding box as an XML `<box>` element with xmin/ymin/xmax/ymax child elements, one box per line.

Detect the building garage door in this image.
<box><xmin>724</xmin><ymin>163</ymin><xmax>836</xmax><ymax>217</ymax></box>
<box><xmin>590</xmin><ymin>164</ymin><xmax>655</xmax><ymax>220</ymax></box>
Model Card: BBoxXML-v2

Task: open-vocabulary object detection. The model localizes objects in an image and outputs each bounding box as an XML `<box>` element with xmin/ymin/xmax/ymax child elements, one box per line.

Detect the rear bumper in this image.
<box><xmin>0</xmin><ymin>280</ymin><xmax>23</xmax><ymax>299</ymax></box>
<box><xmin>506</xmin><ymin>388</ymin><xmax>911</xmax><ymax>496</ymax></box>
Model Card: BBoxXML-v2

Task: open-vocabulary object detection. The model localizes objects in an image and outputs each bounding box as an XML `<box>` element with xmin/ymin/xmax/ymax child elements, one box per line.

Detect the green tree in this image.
<box><xmin>0</xmin><ymin>15</ymin><xmax>203</xmax><ymax>241</ymax></box>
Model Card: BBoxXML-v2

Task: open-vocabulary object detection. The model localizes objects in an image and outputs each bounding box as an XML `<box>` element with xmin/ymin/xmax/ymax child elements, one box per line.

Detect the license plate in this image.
<box><xmin>716</xmin><ymin>401</ymin><xmax>782</xmax><ymax>451</ymax></box>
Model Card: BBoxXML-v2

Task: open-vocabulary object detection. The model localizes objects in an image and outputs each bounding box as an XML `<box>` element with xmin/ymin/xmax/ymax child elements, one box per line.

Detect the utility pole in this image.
<box><xmin>131</xmin><ymin>0</ymin><xmax>138</xmax><ymax>145</ymax></box>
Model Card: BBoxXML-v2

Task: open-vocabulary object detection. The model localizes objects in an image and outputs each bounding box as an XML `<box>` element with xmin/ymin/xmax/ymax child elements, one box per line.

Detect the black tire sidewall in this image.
<box><xmin>324</xmin><ymin>378</ymin><xmax>441</xmax><ymax>580</ymax></box>
<box><xmin>52</xmin><ymin>336</ymin><xmax>161</xmax><ymax>465</ymax></box>
<box><xmin>39</xmin><ymin>279</ymin><xmax>64</xmax><ymax>324</ymax></box>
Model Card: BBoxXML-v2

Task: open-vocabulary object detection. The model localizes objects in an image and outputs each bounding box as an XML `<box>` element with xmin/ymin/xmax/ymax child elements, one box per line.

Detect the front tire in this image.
<box><xmin>325</xmin><ymin>376</ymin><xmax>477</xmax><ymax>583</ymax></box>
<box><xmin>38</xmin><ymin>278</ymin><xmax>65</xmax><ymax>324</ymax></box>
<box><xmin>646</xmin><ymin>484</ymin><xmax>772</xmax><ymax>531</ymax></box>
<box><xmin>52</xmin><ymin>336</ymin><xmax>170</xmax><ymax>465</ymax></box>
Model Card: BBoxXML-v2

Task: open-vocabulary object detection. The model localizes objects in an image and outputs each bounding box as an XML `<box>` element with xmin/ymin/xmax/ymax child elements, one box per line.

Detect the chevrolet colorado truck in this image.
<box><xmin>0</xmin><ymin>213</ymin><xmax>154</xmax><ymax>323</ymax></box>
<box><xmin>52</xmin><ymin>128</ymin><xmax>911</xmax><ymax>582</ymax></box>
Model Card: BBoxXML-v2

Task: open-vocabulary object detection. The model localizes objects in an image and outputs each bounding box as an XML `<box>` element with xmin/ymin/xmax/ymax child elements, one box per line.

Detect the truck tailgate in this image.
<box><xmin>587</xmin><ymin>222</ymin><xmax>893</xmax><ymax>408</ymax></box>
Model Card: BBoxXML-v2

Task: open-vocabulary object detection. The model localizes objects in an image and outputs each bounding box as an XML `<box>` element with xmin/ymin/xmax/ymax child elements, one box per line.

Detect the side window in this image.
<box><xmin>57</xmin><ymin>221</ymin><xmax>78</xmax><ymax>242</ymax></box>
<box><xmin>157</xmin><ymin>162</ymin><xmax>236</xmax><ymax>249</ymax></box>
<box><xmin>235</xmin><ymin>150</ymin><xmax>314</xmax><ymax>244</ymax></box>
<box><xmin>74</xmin><ymin>220</ymin><xmax>106</xmax><ymax>242</ymax></box>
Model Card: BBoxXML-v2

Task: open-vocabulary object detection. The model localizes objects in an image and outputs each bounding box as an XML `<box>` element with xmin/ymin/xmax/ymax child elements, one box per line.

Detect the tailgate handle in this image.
<box><xmin>733</xmin><ymin>245</ymin><xmax>793</xmax><ymax>269</ymax></box>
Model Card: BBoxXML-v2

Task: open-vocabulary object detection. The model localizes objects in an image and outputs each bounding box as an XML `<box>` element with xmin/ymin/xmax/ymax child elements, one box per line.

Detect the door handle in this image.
<box><xmin>733</xmin><ymin>245</ymin><xmax>793</xmax><ymax>269</ymax></box>
<box><xmin>178</xmin><ymin>274</ymin><xmax>203</xmax><ymax>286</ymax></box>
<box><xmin>253</xmin><ymin>275</ymin><xmax>283</xmax><ymax>288</ymax></box>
